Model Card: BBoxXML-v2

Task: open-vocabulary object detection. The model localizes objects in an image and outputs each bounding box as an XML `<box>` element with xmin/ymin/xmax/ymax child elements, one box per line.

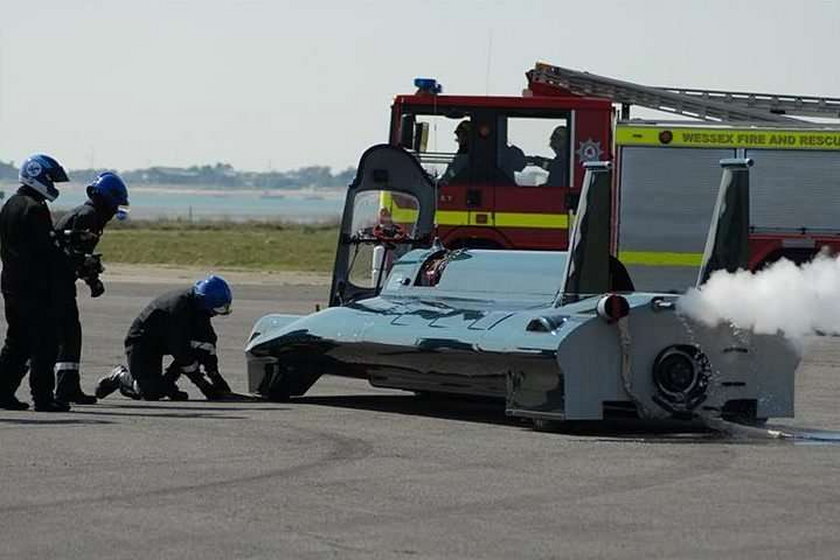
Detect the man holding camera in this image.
<box><xmin>54</xmin><ymin>172</ymin><xmax>129</xmax><ymax>404</ymax></box>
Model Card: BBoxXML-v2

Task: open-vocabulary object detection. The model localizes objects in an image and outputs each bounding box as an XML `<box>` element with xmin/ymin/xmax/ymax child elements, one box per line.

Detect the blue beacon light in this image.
<box><xmin>414</xmin><ymin>78</ymin><xmax>442</xmax><ymax>94</ymax></box>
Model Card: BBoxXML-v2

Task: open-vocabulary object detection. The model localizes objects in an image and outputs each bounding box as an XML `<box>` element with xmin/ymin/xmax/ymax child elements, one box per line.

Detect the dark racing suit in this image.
<box><xmin>113</xmin><ymin>288</ymin><xmax>230</xmax><ymax>400</ymax></box>
<box><xmin>54</xmin><ymin>201</ymin><xmax>111</xmax><ymax>400</ymax></box>
<box><xmin>0</xmin><ymin>186</ymin><xmax>66</xmax><ymax>405</ymax></box>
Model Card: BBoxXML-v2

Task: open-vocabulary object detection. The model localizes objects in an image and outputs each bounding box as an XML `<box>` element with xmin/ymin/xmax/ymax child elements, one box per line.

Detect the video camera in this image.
<box><xmin>54</xmin><ymin>229</ymin><xmax>105</xmax><ymax>297</ymax></box>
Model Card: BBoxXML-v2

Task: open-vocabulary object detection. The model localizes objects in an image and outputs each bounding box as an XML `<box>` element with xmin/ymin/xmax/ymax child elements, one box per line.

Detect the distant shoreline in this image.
<box><xmin>0</xmin><ymin>181</ymin><xmax>348</xmax><ymax>198</ymax></box>
<box><xmin>0</xmin><ymin>181</ymin><xmax>346</xmax><ymax>223</ymax></box>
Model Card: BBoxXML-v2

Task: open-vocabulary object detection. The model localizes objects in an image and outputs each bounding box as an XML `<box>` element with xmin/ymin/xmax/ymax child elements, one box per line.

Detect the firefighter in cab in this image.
<box><xmin>441</xmin><ymin>120</ymin><xmax>471</xmax><ymax>184</ymax></box>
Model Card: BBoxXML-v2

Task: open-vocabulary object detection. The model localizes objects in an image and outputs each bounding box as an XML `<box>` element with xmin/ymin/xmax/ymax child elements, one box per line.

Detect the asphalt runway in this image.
<box><xmin>2</xmin><ymin>278</ymin><xmax>840</xmax><ymax>559</ymax></box>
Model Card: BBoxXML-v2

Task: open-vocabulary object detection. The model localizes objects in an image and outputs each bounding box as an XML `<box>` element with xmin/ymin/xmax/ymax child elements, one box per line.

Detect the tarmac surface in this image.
<box><xmin>2</xmin><ymin>268</ymin><xmax>840</xmax><ymax>559</ymax></box>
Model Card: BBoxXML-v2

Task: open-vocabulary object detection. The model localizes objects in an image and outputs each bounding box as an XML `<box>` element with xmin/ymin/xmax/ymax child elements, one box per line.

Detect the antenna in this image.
<box><xmin>484</xmin><ymin>31</ymin><xmax>493</xmax><ymax>95</ymax></box>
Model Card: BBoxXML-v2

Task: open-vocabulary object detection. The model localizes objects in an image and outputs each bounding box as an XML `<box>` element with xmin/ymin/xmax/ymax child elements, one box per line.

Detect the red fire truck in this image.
<box><xmin>384</xmin><ymin>63</ymin><xmax>840</xmax><ymax>291</ymax></box>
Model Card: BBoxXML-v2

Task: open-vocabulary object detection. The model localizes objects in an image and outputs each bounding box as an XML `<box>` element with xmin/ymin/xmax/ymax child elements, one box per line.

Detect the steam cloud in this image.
<box><xmin>678</xmin><ymin>252</ymin><xmax>840</xmax><ymax>341</ymax></box>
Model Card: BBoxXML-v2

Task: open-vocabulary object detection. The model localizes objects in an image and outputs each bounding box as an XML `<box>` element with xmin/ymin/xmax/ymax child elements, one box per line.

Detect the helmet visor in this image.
<box><xmin>50</xmin><ymin>166</ymin><xmax>70</xmax><ymax>183</ymax></box>
<box><xmin>212</xmin><ymin>302</ymin><xmax>232</xmax><ymax>316</ymax></box>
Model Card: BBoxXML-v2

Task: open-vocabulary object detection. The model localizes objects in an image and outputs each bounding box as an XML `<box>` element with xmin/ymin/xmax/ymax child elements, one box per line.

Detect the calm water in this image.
<box><xmin>1</xmin><ymin>183</ymin><xmax>346</xmax><ymax>223</ymax></box>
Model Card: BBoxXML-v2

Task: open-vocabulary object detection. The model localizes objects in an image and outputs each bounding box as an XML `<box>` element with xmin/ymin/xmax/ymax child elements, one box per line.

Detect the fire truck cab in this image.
<box><xmin>389</xmin><ymin>82</ymin><xmax>613</xmax><ymax>250</ymax></box>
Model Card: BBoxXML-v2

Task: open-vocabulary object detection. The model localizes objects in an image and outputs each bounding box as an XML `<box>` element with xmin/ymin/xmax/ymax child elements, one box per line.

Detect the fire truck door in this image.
<box><xmin>467</xmin><ymin>110</ymin><xmax>497</xmax><ymax>230</ymax></box>
<box><xmin>489</xmin><ymin>114</ymin><xmax>574</xmax><ymax>250</ymax></box>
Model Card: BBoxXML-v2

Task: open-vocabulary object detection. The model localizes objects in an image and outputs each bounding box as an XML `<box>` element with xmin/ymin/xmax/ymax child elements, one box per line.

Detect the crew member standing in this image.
<box><xmin>54</xmin><ymin>172</ymin><xmax>130</xmax><ymax>404</ymax></box>
<box><xmin>95</xmin><ymin>274</ymin><xmax>234</xmax><ymax>401</ymax></box>
<box><xmin>0</xmin><ymin>154</ymin><xmax>71</xmax><ymax>412</ymax></box>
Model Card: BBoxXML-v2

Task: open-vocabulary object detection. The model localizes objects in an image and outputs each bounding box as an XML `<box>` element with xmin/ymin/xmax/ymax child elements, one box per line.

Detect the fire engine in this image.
<box><xmin>380</xmin><ymin>62</ymin><xmax>840</xmax><ymax>292</ymax></box>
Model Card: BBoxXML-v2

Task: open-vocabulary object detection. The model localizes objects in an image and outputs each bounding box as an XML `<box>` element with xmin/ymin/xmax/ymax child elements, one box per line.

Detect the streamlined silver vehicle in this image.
<box><xmin>245</xmin><ymin>145</ymin><xmax>798</xmax><ymax>425</ymax></box>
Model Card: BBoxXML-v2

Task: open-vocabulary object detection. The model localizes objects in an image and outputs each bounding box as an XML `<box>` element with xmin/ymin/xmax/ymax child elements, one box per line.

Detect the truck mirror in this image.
<box><xmin>414</xmin><ymin>122</ymin><xmax>429</xmax><ymax>152</ymax></box>
<box><xmin>399</xmin><ymin>115</ymin><xmax>415</xmax><ymax>149</ymax></box>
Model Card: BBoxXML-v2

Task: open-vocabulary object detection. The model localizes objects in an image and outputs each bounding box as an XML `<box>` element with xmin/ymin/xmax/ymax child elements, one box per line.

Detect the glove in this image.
<box><xmin>155</xmin><ymin>366</ymin><xmax>189</xmax><ymax>401</ymax></box>
<box><xmin>78</xmin><ymin>254</ymin><xmax>104</xmax><ymax>279</ymax></box>
<box><xmin>206</xmin><ymin>370</ymin><xmax>233</xmax><ymax>394</ymax></box>
<box><xmin>87</xmin><ymin>277</ymin><xmax>105</xmax><ymax>298</ymax></box>
<box><xmin>183</xmin><ymin>370</ymin><xmax>224</xmax><ymax>400</ymax></box>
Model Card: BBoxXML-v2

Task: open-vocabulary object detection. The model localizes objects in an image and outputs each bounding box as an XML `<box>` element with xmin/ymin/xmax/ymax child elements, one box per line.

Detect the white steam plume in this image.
<box><xmin>678</xmin><ymin>252</ymin><xmax>840</xmax><ymax>341</ymax></box>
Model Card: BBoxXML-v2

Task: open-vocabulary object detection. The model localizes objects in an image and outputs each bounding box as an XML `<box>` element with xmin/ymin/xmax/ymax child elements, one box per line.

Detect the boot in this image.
<box><xmin>55</xmin><ymin>369</ymin><xmax>97</xmax><ymax>405</ymax></box>
<box><xmin>117</xmin><ymin>373</ymin><xmax>142</xmax><ymax>400</ymax></box>
<box><xmin>34</xmin><ymin>399</ymin><xmax>72</xmax><ymax>413</ymax></box>
<box><xmin>65</xmin><ymin>391</ymin><xmax>97</xmax><ymax>405</ymax></box>
<box><xmin>167</xmin><ymin>386</ymin><xmax>189</xmax><ymax>401</ymax></box>
<box><xmin>0</xmin><ymin>394</ymin><xmax>30</xmax><ymax>410</ymax></box>
<box><xmin>96</xmin><ymin>365</ymin><xmax>131</xmax><ymax>399</ymax></box>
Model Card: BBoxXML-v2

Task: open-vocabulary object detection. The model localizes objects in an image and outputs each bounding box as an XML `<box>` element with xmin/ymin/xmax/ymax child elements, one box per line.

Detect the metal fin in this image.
<box><xmin>696</xmin><ymin>158</ymin><xmax>753</xmax><ymax>287</ymax></box>
<box><xmin>558</xmin><ymin>161</ymin><xmax>612</xmax><ymax>305</ymax></box>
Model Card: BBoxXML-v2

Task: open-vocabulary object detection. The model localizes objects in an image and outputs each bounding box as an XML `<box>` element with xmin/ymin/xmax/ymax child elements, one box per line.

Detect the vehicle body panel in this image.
<box><xmin>246</xmin><ymin>153</ymin><xmax>798</xmax><ymax>424</ymax></box>
<box><xmin>616</xmin><ymin>124</ymin><xmax>840</xmax><ymax>292</ymax></box>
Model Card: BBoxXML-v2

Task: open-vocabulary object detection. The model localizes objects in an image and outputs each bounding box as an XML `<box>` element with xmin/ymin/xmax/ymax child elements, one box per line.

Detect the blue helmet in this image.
<box><xmin>87</xmin><ymin>172</ymin><xmax>130</xmax><ymax>219</ymax></box>
<box><xmin>193</xmin><ymin>274</ymin><xmax>232</xmax><ymax>316</ymax></box>
<box><xmin>19</xmin><ymin>153</ymin><xmax>69</xmax><ymax>201</ymax></box>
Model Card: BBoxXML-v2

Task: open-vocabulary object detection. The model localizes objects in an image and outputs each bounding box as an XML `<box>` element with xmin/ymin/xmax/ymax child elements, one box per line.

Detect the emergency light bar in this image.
<box><xmin>414</xmin><ymin>78</ymin><xmax>442</xmax><ymax>95</ymax></box>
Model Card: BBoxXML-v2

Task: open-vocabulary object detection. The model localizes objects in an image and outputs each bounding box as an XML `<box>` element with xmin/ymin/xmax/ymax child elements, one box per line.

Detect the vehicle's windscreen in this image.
<box><xmin>399</xmin><ymin>109</ymin><xmax>570</xmax><ymax>187</ymax></box>
<box><xmin>347</xmin><ymin>190</ymin><xmax>420</xmax><ymax>288</ymax></box>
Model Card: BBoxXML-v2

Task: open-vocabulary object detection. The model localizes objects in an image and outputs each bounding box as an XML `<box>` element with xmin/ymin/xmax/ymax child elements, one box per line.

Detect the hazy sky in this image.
<box><xmin>2</xmin><ymin>0</ymin><xmax>838</xmax><ymax>173</ymax></box>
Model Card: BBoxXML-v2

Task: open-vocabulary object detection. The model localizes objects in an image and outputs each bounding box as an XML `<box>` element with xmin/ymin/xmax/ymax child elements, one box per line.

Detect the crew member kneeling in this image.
<box><xmin>95</xmin><ymin>275</ymin><xmax>234</xmax><ymax>401</ymax></box>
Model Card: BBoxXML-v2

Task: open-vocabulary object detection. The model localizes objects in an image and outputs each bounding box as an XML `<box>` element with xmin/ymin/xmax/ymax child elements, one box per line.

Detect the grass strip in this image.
<box><xmin>96</xmin><ymin>220</ymin><xmax>339</xmax><ymax>272</ymax></box>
